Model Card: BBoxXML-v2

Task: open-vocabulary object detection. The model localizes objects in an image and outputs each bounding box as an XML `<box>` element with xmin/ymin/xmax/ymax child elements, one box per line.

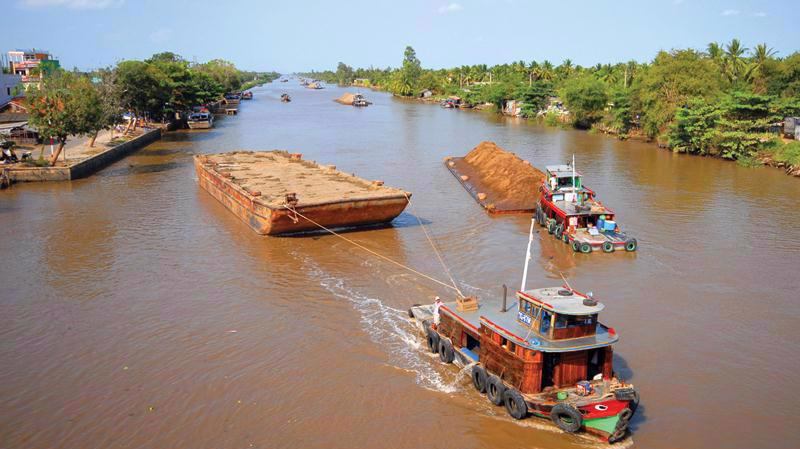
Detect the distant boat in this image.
<box><xmin>280</xmin><ymin>93</ymin><xmax>291</xmax><ymax>102</ymax></box>
<box><xmin>242</xmin><ymin>91</ymin><xmax>253</xmax><ymax>100</ymax></box>
<box><xmin>187</xmin><ymin>112</ymin><xmax>214</xmax><ymax>129</ymax></box>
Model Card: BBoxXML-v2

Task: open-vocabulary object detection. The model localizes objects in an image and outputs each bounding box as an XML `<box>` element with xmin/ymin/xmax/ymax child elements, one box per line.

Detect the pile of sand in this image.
<box><xmin>335</xmin><ymin>93</ymin><xmax>356</xmax><ymax>105</ymax></box>
<box><xmin>446</xmin><ymin>141</ymin><xmax>545</xmax><ymax>213</ymax></box>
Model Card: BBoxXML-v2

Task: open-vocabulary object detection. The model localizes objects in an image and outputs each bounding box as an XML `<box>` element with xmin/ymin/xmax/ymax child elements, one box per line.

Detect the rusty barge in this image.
<box><xmin>194</xmin><ymin>151</ymin><xmax>411</xmax><ymax>235</ymax></box>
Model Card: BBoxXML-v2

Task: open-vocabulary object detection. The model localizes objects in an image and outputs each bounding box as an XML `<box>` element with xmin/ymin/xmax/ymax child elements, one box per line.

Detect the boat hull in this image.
<box><xmin>194</xmin><ymin>157</ymin><xmax>409</xmax><ymax>235</ymax></box>
<box><xmin>187</xmin><ymin>121</ymin><xmax>213</xmax><ymax>129</ymax></box>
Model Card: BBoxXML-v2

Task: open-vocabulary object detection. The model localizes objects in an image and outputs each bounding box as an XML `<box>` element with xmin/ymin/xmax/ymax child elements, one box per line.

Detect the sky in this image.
<box><xmin>2</xmin><ymin>0</ymin><xmax>798</xmax><ymax>73</ymax></box>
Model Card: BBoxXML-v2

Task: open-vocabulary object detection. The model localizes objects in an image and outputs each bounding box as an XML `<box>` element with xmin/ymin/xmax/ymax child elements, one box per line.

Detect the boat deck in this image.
<box><xmin>203</xmin><ymin>151</ymin><xmax>409</xmax><ymax>208</ymax></box>
<box><xmin>550</xmin><ymin>199</ymin><xmax>610</xmax><ymax>216</ymax></box>
<box><xmin>425</xmin><ymin>292</ymin><xmax>618</xmax><ymax>353</ymax></box>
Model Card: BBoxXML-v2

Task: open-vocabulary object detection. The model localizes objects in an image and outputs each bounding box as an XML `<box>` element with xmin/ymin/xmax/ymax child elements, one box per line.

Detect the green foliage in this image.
<box><xmin>636</xmin><ymin>49</ymin><xmax>725</xmax><ymax>138</ymax></box>
<box><xmin>515</xmin><ymin>82</ymin><xmax>553</xmax><ymax>117</ymax></box>
<box><xmin>390</xmin><ymin>46</ymin><xmax>422</xmax><ymax>96</ymax></box>
<box><xmin>114</xmin><ymin>60</ymin><xmax>171</xmax><ymax>119</ymax></box>
<box><xmin>335</xmin><ymin>62</ymin><xmax>354</xmax><ymax>85</ymax></box>
<box><xmin>25</xmin><ymin>71</ymin><xmax>79</xmax><ymax>142</ymax></box>
<box><xmin>774</xmin><ymin>141</ymin><xmax>800</xmax><ymax>166</ymax></box>
<box><xmin>668</xmin><ymin>98</ymin><xmax>721</xmax><ymax>155</ymax></box>
<box><xmin>560</xmin><ymin>75</ymin><xmax>607</xmax><ymax>128</ymax></box>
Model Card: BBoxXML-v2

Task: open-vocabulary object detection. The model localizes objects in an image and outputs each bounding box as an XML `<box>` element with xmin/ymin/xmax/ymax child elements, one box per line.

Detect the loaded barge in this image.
<box><xmin>194</xmin><ymin>151</ymin><xmax>411</xmax><ymax>235</ymax></box>
<box><xmin>536</xmin><ymin>162</ymin><xmax>637</xmax><ymax>253</ymax></box>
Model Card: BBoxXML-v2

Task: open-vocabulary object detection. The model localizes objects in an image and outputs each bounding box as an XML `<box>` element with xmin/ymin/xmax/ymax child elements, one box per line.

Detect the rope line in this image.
<box><xmin>402</xmin><ymin>192</ymin><xmax>464</xmax><ymax>298</ymax></box>
<box><xmin>282</xmin><ymin>205</ymin><xmax>460</xmax><ymax>293</ymax></box>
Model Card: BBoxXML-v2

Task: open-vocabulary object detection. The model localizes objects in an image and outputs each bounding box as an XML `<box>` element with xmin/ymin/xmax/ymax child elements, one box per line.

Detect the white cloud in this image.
<box><xmin>721</xmin><ymin>9</ymin><xmax>740</xmax><ymax>16</ymax></box>
<box><xmin>148</xmin><ymin>28</ymin><xmax>172</xmax><ymax>44</ymax></box>
<box><xmin>438</xmin><ymin>3</ymin><xmax>463</xmax><ymax>14</ymax></box>
<box><xmin>19</xmin><ymin>0</ymin><xmax>125</xmax><ymax>9</ymax></box>
<box><xmin>753</xmin><ymin>11</ymin><xmax>767</xmax><ymax>17</ymax></box>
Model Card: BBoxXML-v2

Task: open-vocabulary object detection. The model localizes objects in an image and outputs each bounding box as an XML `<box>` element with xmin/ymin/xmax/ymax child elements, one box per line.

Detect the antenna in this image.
<box><xmin>520</xmin><ymin>217</ymin><xmax>535</xmax><ymax>292</ymax></box>
<box><xmin>559</xmin><ymin>271</ymin><xmax>573</xmax><ymax>291</ymax></box>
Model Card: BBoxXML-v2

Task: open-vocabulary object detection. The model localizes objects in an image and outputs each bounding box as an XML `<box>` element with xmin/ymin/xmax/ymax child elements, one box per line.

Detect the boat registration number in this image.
<box><xmin>518</xmin><ymin>311</ymin><xmax>532</xmax><ymax>325</ymax></box>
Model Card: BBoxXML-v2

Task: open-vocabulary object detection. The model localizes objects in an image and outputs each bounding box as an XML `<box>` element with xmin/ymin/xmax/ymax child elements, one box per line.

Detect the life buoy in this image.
<box><xmin>438</xmin><ymin>338</ymin><xmax>455</xmax><ymax>363</ymax></box>
<box><xmin>486</xmin><ymin>375</ymin><xmax>506</xmax><ymax>406</ymax></box>
<box><xmin>550</xmin><ymin>403</ymin><xmax>583</xmax><ymax>433</ymax></box>
<box><xmin>503</xmin><ymin>388</ymin><xmax>528</xmax><ymax>420</ymax></box>
<box><xmin>471</xmin><ymin>365</ymin><xmax>487</xmax><ymax>393</ymax></box>
<box><xmin>625</xmin><ymin>239</ymin><xmax>637</xmax><ymax>252</ymax></box>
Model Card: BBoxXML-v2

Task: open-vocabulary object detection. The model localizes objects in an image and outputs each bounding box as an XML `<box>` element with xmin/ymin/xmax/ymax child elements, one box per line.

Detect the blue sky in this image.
<box><xmin>2</xmin><ymin>0</ymin><xmax>797</xmax><ymax>72</ymax></box>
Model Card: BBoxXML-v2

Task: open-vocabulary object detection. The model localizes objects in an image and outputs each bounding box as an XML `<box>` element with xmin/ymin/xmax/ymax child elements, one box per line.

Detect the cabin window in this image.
<box><xmin>540</xmin><ymin>310</ymin><xmax>551</xmax><ymax>334</ymax></box>
<box><xmin>507</xmin><ymin>341</ymin><xmax>516</xmax><ymax>353</ymax></box>
<box><xmin>555</xmin><ymin>314</ymin><xmax>597</xmax><ymax>329</ymax></box>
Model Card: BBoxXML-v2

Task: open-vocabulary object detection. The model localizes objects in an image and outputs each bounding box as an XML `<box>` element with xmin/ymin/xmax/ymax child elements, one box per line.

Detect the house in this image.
<box><xmin>419</xmin><ymin>89</ymin><xmax>433</xmax><ymax>98</ymax></box>
<box><xmin>503</xmin><ymin>99</ymin><xmax>524</xmax><ymax>117</ymax></box>
<box><xmin>352</xmin><ymin>78</ymin><xmax>371</xmax><ymax>87</ymax></box>
<box><xmin>6</xmin><ymin>49</ymin><xmax>60</xmax><ymax>89</ymax></box>
<box><xmin>0</xmin><ymin>73</ymin><xmax>21</xmax><ymax>108</ymax></box>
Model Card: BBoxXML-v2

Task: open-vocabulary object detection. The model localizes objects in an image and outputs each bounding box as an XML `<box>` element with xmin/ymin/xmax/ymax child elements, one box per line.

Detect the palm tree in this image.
<box><xmin>527</xmin><ymin>61</ymin><xmax>539</xmax><ymax>86</ymax></box>
<box><xmin>724</xmin><ymin>38</ymin><xmax>749</xmax><ymax>83</ymax></box>
<box><xmin>558</xmin><ymin>59</ymin><xmax>574</xmax><ymax>79</ymax></box>
<box><xmin>752</xmin><ymin>43</ymin><xmax>776</xmax><ymax>68</ymax></box>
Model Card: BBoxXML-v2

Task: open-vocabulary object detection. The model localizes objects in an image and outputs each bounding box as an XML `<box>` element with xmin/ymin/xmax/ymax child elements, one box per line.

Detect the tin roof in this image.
<box><xmin>519</xmin><ymin>287</ymin><xmax>605</xmax><ymax>315</ymax></box>
<box><xmin>545</xmin><ymin>164</ymin><xmax>582</xmax><ymax>178</ymax></box>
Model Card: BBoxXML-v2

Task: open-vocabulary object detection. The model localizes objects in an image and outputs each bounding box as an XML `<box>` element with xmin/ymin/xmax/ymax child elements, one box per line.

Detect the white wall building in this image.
<box><xmin>0</xmin><ymin>73</ymin><xmax>22</xmax><ymax>108</ymax></box>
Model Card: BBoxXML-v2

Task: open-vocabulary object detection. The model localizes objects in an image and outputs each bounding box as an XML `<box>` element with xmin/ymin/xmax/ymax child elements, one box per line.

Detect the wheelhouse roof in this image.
<box><xmin>545</xmin><ymin>164</ymin><xmax>582</xmax><ymax>178</ymax></box>
<box><xmin>518</xmin><ymin>287</ymin><xmax>605</xmax><ymax>315</ymax></box>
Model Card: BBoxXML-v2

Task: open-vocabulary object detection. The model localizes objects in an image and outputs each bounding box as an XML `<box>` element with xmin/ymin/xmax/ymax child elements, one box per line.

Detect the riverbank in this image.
<box><xmin>3</xmin><ymin>128</ymin><xmax>162</xmax><ymax>182</ymax></box>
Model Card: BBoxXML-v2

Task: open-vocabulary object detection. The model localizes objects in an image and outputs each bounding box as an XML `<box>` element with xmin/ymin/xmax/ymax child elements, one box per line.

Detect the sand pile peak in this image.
<box><xmin>335</xmin><ymin>93</ymin><xmax>356</xmax><ymax>105</ymax></box>
<box><xmin>447</xmin><ymin>141</ymin><xmax>545</xmax><ymax>213</ymax></box>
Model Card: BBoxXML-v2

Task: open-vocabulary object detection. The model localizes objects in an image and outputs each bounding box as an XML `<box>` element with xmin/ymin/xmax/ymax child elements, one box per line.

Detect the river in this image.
<box><xmin>1</xmin><ymin>79</ymin><xmax>799</xmax><ymax>449</ymax></box>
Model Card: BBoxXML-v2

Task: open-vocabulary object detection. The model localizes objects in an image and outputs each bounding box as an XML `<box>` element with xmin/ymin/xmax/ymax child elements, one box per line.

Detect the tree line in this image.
<box><xmin>304</xmin><ymin>41</ymin><xmax>800</xmax><ymax>168</ymax></box>
<box><xmin>25</xmin><ymin>52</ymin><xmax>279</xmax><ymax>165</ymax></box>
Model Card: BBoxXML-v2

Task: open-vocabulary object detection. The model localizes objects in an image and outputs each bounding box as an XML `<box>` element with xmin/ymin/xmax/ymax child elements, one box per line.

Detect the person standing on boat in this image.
<box><xmin>432</xmin><ymin>296</ymin><xmax>443</xmax><ymax>329</ymax></box>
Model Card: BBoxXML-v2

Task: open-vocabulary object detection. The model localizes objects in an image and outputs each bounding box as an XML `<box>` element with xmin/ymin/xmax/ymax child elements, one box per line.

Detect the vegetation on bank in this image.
<box><xmin>303</xmin><ymin>41</ymin><xmax>800</xmax><ymax>171</ymax></box>
<box><xmin>23</xmin><ymin>52</ymin><xmax>278</xmax><ymax>165</ymax></box>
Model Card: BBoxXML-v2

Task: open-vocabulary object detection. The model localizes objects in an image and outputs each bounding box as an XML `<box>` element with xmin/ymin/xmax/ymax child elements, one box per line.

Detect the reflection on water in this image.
<box><xmin>1</xmin><ymin>79</ymin><xmax>799</xmax><ymax>449</ymax></box>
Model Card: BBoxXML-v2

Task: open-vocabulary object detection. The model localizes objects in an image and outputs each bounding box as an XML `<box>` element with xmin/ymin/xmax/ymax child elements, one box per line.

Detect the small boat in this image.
<box><xmin>223</xmin><ymin>93</ymin><xmax>241</xmax><ymax>105</ymax></box>
<box><xmin>280</xmin><ymin>93</ymin><xmax>291</xmax><ymax>102</ymax></box>
<box><xmin>187</xmin><ymin>112</ymin><xmax>214</xmax><ymax>129</ymax></box>
<box><xmin>241</xmin><ymin>91</ymin><xmax>253</xmax><ymax>100</ymax></box>
<box><xmin>535</xmin><ymin>158</ymin><xmax>637</xmax><ymax>253</ymax></box>
<box><xmin>408</xmin><ymin>220</ymin><xmax>639</xmax><ymax>444</ymax></box>
<box><xmin>280</xmin><ymin>78</ymin><xmax>289</xmax><ymax>83</ymax></box>
<box><xmin>352</xmin><ymin>93</ymin><xmax>371</xmax><ymax>107</ymax></box>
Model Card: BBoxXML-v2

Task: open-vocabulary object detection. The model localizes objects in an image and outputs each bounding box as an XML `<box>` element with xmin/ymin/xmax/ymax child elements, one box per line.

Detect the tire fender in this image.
<box><xmin>550</xmin><ymin>403</ymin><xmax>583</xmax><ymax>433</ymax></box>
<box><xmin>471</xmin><ymin>365</ymin><xmax>487</xmax><ymax>393</ymax></box>
<box><xmin>438</xmin><ymin>337</ymin><xmax>455</xmax><ymax>363</ymax></box>
<box><xmin>486</xmin><ymin>375</ymin><xmax>506</xmax><ymax>406</ymax></box>
<box><xmin>502</xmin><ymin>388</ymin><xmax>528</xmax><ymax>420</ymax></box>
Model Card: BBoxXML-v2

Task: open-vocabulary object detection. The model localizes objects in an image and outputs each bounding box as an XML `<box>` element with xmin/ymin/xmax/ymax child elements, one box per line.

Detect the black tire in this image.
<box><xmin>625</xmin><ymin>239</ymin><xmax>638</xmax><ymax>252</ymax></box>
<box><xmin>486</xmin><ymin>375</ymin><xmax>506</xmax><ymax>406</ymax></box>
<box><xmin>407</xmin><ymin>303</ymin><xmax>421</xmax><ymax>318</ymax></box>
<box><xmin>572</xmin><ymin>241</ymin><xmax>580</xmax><ymax>252</ymax></box>
<box><xmin>550</xmin><ymin>403</ymin><xmax>583</xmax><ymax>433</ymax></box>
<box><xmin>426</xmin><ymin>328</ymin><xmax>440</xmax><ymax>354</ymax></box>
<box><xmin>608</xmin><ymin>428</ymin><xmax>627</xmax><ymax>444</ymax></box>
<box><xmin>555</xmin><ymin>224</ymin><xmax>563</xmax><ymax>239</ymax></box>
<box><xmin>547</xmin><ymin>219</ymin><xmax>556</xmax><ymax>234</ymax></box>
<box><xmin>563</xmin><ymin>232</ymin><xmax>570</xmax><ymax>244</ymax></box>
<box><xmin>438</xmin><ymin>338</ymin><xmax>455</xmax><ymax>364</ymax></box>
<box><xmin>619</xmin><ymin>407</ymin><xmax>633</xmax><ymax>422</ymax></box>
<box><xmin>629</xmin><ymin>390</ymin><xmax>640</xmax><ymax>415</ymax></box>
<box><xmin>580</xmin><ymin>242</ymin><xmax>591</xmax><ymax>254</ymax></box>
<box><xmin>602</xmin><ymin>241</ymin><xmax>614</xmax><ymax>253</ymax></box>
<box><xmin>503</xmin><ymin>388</ymin><xmax>528</xmax><ymax>420</ymax></box>
<box><xmin>471</xmin><ymin>365</ymin><xmax>487</xmax><ymax>393</ymax></box>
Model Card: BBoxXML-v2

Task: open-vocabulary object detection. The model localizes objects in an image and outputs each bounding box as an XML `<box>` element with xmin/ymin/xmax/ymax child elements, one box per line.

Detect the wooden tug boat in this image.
<box><xmin>536</xmin><ymin>160</ymin><xmax>637</xmax><ymax>253</ymax></box>
<box><xmin>408</xmin><ymin>222</ymin><xmax>638</xmax><ymax>443</ymax></box>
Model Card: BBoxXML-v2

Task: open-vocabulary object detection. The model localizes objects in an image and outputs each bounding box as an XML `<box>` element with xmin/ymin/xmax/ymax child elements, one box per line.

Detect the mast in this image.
<box><xmin>572</xmin><ymin>153</ymin><xmax>576</xmax><ymax>202</ymax></box>
<box><xmin>520</xmin><ymin>217</ymin><xmax>535</xmax><ymax>292</ymax></box>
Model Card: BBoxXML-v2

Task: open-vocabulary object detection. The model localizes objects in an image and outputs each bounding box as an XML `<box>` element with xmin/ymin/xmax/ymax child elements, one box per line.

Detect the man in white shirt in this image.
<box><xmin>432</xmin><ymin>296</ymin><xmax>443</xmax><ymax>328</ymax></box>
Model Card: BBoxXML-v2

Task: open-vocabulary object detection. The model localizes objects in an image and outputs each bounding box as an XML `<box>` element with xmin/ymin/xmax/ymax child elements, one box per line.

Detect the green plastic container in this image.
<box><xmin>557</xmin><ymin>391</ymin><xmax>568</xmax><ymax>401</ymax></box>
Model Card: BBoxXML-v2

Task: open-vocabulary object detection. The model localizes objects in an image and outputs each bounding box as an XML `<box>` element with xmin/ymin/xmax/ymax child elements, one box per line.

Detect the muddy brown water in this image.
<box><xmin>2</xmin><ymin>80</ymin><xmax>799</xmax><ymax>449</ymax></box>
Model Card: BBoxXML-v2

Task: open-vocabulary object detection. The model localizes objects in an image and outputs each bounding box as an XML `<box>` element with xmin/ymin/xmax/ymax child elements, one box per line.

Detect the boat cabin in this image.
<box><xmin>436</xmin><ymin>287</ymin><xmax>616</xmax><ymax>395</ymax></box>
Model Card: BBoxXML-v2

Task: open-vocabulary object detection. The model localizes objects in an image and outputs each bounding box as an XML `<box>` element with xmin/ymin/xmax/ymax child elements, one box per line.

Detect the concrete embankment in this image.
<box><xmin>6</xmin><ymin>128</ymin><xmax>162</xmax><ymax>182</ymax></box>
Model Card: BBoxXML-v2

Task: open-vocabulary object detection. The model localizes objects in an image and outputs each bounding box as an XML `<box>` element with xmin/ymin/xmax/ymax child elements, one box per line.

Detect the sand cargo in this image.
<box><xmin>445</xmin><ymin>141</ymin><xmax>545</xmax><ymax>214</ymax></box>
<box><xmin>194</xmin><ymin>151</ymin><xmax>411</xmax><ymax>235</ymax></box>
